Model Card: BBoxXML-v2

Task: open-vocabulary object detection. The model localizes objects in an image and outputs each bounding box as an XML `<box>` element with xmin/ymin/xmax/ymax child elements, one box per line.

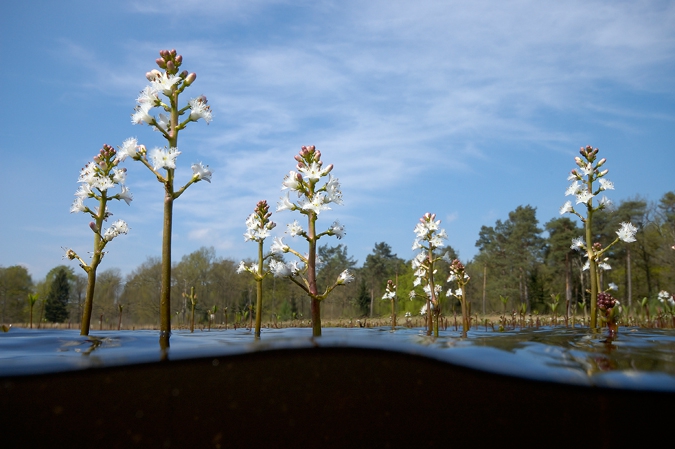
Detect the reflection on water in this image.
<box><xmin>1</xmin><ymin>326</ymin><xmax>674</xmax><ymax>390</ymax></box>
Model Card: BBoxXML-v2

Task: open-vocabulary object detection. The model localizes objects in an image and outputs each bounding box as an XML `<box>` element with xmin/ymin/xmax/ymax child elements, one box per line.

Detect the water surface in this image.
<box><xmin>2</xmin><ymin>326</ymin><xmax>674</xmax><ymax>391</ymax></box>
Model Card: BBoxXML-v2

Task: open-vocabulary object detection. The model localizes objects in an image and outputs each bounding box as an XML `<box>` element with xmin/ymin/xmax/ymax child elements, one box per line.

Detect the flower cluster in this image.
<box><xmin>132</xmin><ymin>50</ymin><xmax>211</xmax><ymax>130</ymax></box>
<box><xmin>125</xmin><ymin>50</ymin><xmax>213</xmax><ymax>193</ymax></box>
<box><xmin>597</xmin><ymin>291</ymin><xmax>618</xmax><ymax>312</ymax></box>
<box><xmin>277</xmin><ymin>145</ymin><xmax>343</xmax><ymax>216</ymax></box>
<box><xmin>446</xmin><ymin>258</ymin><xmax>469</xmax><ymax>299</ymax></box>
<box><xmin>658</xmin><ymin>290</ymin><xmax>675</xmax><ymax>308</ymax></box>
<box><xmin>411</xmin><ymin>213</ymin><xmax>447</xmax><ymax>294</ymax></box>
<box><xmin>70</xmin><ymin>144</ymin><xmax>133</xmax><ymax>216</ymax></box>
<box><xmin>68</xmin><ymin>144</ymin><xmax>131</xmax><ymax>254</ymax></box>
<box><xmin>244</xmin><ymin>200</ymin><xmax>276</xmax><ymax>243</ymax></box>
<box><xmin>382</xmin><ymin>280</ymin><xmax>397</xmax><ymax>301</ymax></box>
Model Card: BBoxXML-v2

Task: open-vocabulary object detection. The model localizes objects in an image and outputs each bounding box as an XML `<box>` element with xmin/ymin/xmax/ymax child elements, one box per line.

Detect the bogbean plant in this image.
<box><xmin>447</xmin><ymin>258</ymin><xmax>470</xmax><ymax>338</ymax></box>
<box><xmin>267</xmin><ymin>145</ymin><xmax>353</xmax><ymax>337</ymax></box>
<box><xmin>560</xmin><ymin>146</ymin><xmax>637</xmax><ymax>330</ymax></box>
<box><xmin>237</xmin><ymin>200</ymin><xmax>276</xmax><ymax>339</ymax></box>
<box><xmin>382</xmin><ymin>280</ymin><xmax>397</xmax><ymax>330</ymax></box>
<box><xmin>121</xmin><ymin>49</ymin><xmax>213</xmax><ymax>347</ymax></box>
<box><xmin>410</xmin><ymin>213</ymin><xmax>444</xmax><ymax>337</ymax></box>
<box><xmin>410</xmin><ymin>213</ymin><xmax>471</xmax><ymax>337</ymax></box>
<box><xmin>65</xmin><ymin>144</ymin><xmax>132</xmax><ymax>336</ymax></box>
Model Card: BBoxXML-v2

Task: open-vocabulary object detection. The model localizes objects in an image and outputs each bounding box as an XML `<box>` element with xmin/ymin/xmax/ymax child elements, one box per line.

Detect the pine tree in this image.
<box><xmin>46</xmin><ymin>268</ymin><xmax>70</xmax><ymax>323</ymax></box>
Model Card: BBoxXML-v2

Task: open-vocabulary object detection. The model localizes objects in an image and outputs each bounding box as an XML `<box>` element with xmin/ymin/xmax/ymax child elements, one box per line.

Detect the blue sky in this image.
<box><xmin>1</xmin><ymin>0</ymin><xmax>674</xmax><ymax>281</ymax></box>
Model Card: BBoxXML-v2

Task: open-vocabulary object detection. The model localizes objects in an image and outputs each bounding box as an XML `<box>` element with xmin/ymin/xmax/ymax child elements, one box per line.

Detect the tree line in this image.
<box><xmin>2</xmin><ymin>191</ymin><xmax>673</xmax><ymax>328</ymax></box>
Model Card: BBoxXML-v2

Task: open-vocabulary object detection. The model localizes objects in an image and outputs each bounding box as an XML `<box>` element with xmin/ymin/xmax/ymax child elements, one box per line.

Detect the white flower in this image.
<box><xmin>270</xmin><ymin>260</ymin><xmax>291</xmax><ymax>277</ymax></box>
<box><xmin>337</xmin><ymin>269</ymin><xmax>354</xmax><ymax>285</ymax></box>
<box><xmin>78</xmin><ymin>162</ymin><xmax>98</xmax><ymax>185</ymax></box>
<box><xmin>658</xmin><ymin>290</ymin><xmax>671</xmax><ymax>302</ymax></box>
<box><xmin>150</xmin><ymin>147</ymin><xmax>181</xmax><ymax>170</ymax></box>
<box><xmin>136</xmin><ymin>85</ymin><xmax>159</xmax><ymax>105</ymax></box>
<box><xmin>191</xmin><ymin>162</ymin><xmax>212</xmax><ymax>183</ymax></box>
<box><xmin>282</xmin><ymin>171</ymin><xmax>301</xmax><ymax>191</ymax></box>
<box><xmin>70</xmin><ymin>197</ymin><xmax>86</xmax><ymax>213</ymax></box>
<box><xmin>74</xmin><ymin>184</ymin><xmax>93</xmax><ymax>199</ymax></box>
<box><xmin>112</xmin><ymin>168</ymin><xmax>127</xmax><ymax>184</ymax></box>
<box><xmin>570</xmin><ymin>237</ymin><xmax>585</xmax><ymax>252</ymax></box>
<box><xmin>598</xmin><ymin>262</ymin><xmax>611</xmax><ymax>270</ymax></box>
<box><xmin>118</xmin><ymin>185</ymin><xmax>133</xmax><ymax>205</ymax></box>
<box><xmin>276</xmin><ymin>193</ymin><xmax>296</xmax><ymax>212</ymax></box>
<box><xmin>112</xmin><ymin>220</ymin><xmax>129</xmax><ymax>235</ymax></box>
<box><xmin>287</xmin><ymin>220</ymin><xmax>304</xmax><ymax>237</ymax></box>
<box><xmin>102</xmin><ymin>220</ymin><xmax>129</xmax><ymax>242</ymax></box>
<box><xmin>598</xmin><ymin>196</ymin><xmax>612</xmax><ymax>209</ymax></box>
<box><xmin>117</xmin><ymin>137</ymin><xmax>139</xmax><ymax>162</ymax></box>
<box><xmin>429</xmin><ymin>235</ymin><xmax>445</xmax><ymax>248</ymax></box>
<box><xmin>565</xmin><ymin>181</ymin><xmax>580</xmax><ymax>197</ymax></box>
<box><xmin>300</xmin><ymin>193</ymin><xmax>331</xmax><ymax>215</ymax></box>
<box><xmin>599</xmin><ymin>178</ymin><xmax>614</xmax><ymax>191</ymax></box>
<box><xmin>270</xmin><ymin>236</ymin><xmax>289</xmax><ymax>254</ymax></box>
<box><xmin>575</xmin><ymin>190</ymin><xmax>594</xmax><ymax>205</ymax></box>
<box><xmin>329</xmin><ymin>220</ymin><xmax>345</xmax><ymax>239</ymax></box>
<box><xmin>150</xmin><ymin>72</ymin><xmax>181</xmax><ymax>95</ymax></box>
<box><xmin>189</xmin><ymin>97</ymin><xmax>213</xmax><ymax>124</ymax></box>
<box><xmin>616</xmin><ymin>222</ymin><xmax>637</xmax><ymax>243</ymax></box>
<box><xmin>324</xmin><ymin>174</ymin><xmax>343</xmax><ymax>205</ymax></box>
<box><xmin>236</xmin><ymin>261</ymin><xmax>247</xmax><ymax>274</ymax></box>
<box><xmin>580</xmin><ymin>163</ymin><xmax>594</xmax><ymax>176</ymax></box>
<box><xmin>420</xmin><ymin>303</ymin><xmax>428</xmax><ymax>316</ymax></box>
<box><xmin>559</xmin><ymin>201</ymin><xmax>573</xmax><ymax>215</ymax></box>
<box><xmin>412</xmin><ymin>239</ymin><xmax>423</xmax><ymax>251</ymax></box>
<box><xmin>92</xmin><ymin>176</ymin><xmax>114</xmax><ymax>192</ymax></box>
<box><xmin>608</xmin><ymin>283</ymin><xmax>618</xmax><ymax>291</ymax></box>
<box><xmin>299</xmin><ymin>161</ymin><xmax>323</xmax><ymax>180</ymax></box>
<box><xmin>132</xmin><ymin>102</ymin><xmax>154</xmax><ymax>125</ymax></box>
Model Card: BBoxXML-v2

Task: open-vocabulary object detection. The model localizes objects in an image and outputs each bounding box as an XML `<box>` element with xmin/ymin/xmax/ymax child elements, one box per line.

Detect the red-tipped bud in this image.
<box><xmin>156</xmin><ymin>58</ymin><xmax>166</xmax><ymax>69</ymax></box>
<box><xmin>185</xmin><ymin>72</ymin><xmax>196</xmax><ymax>85</ymax></box>
<box><xmin>159</xmin><ymin>50</ymin><xmax>169</xmax><ymax>59</ymax></box>
<box><xmin>175</xmin><ymin>54</ymin><xmax>182</xmax><ymax>66</ymax></box>
<box><xmin>89</xmin><ymin>222</ymin><xmax>99</xmax><ymax>233</ymax></box>
<box><xmin>170</xmin><ymin>49</ymin><xmax>177</xmax><ymax>57</ymax></box>
<box><xmin>597</xmin><ymin>158</ymin><xmax>606</xmax><ymax>167</ymax></box>
<box><xmin>166</xmin><ymin>61</ymin><xmax>175</xmax><ymax>73</ymax></box>
<box><xmin>323</xmin><ymin>163</ymin><xmax>333</xmax><ymax>174</ymax></box>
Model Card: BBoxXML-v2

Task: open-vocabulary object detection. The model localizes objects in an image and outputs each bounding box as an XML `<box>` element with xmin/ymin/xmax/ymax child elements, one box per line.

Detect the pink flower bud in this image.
<box><xmin>156</xmin><ymin>58</ymin><xmax>167</xmax><ymax>69</ymax></box>
<box><xmin>89</xmin><ymin>222</ymin><xmax>99</xmax><ymax>233</ymax></box>
<box><xmin>175</xmin><ymin>54</ymin><xmax>182</xmax><ymax>66</ymax></box>
<box><xmin>166</xmin><ymin>61</ymin><xmax>175</xmax><ymax>73</ymax></box>
<box><xmin>185</xmin><ymin>72</ymin><xmax>196</xmax><ymax>85</ymax></box>
<box><xmin>170</xmin><ymin>49</ymin><xmax>177</xmax><ymax>57</ymax></box>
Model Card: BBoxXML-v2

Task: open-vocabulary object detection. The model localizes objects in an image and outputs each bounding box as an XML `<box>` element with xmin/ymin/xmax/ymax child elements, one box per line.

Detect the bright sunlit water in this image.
<box><xmin>2</xmin><ymin>326</ymin><xmax>674</xmax><ymax>391</ymax></box>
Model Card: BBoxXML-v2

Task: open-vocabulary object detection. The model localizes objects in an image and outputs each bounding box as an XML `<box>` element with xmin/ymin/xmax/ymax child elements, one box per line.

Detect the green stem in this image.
<box><xmin>159</xmin><ymin>87</ymin><xmax>179</xmax><ymax>349</ymax></box>
<box><xmin>255</xmin><ymin>241</ymin><xmax>264</xmax><ymax>339</ymax></box>
<box><xmin>80</xmin><ymin>194</ymin><xmax>106</xmax><ymax>336</ymax></box>
<box><xmin>307</xmin><ymin>211</ymin><xmax>321</xmax><ymax>337</ymax></box>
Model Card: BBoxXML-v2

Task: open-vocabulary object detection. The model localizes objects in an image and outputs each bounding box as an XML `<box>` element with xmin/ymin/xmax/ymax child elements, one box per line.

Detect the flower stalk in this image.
<box><xmin>447</xmin><ymin>258</ymin><xmax>471</xmax><ymax>338</ymax></box>
<box><xmin>270</xmin><ymin>146</ymin><xmax>351</xmax><ymax>337</ymax></box>
<box><xmin>237</xmin><ymin>200</ymin><xmax>276</xmax><ymax>339</ymax></box>
<box><xmin>410</xmin><ymin>213</ymin><xmax>451</xmax><ymax>337</ymax></box>
<box><xmin>123</xmin><ymin>49</ymin><xmax>213</xmax><ymax>348</ymax></box>
<box><xmin>560</xmin><ymin>146</ymin><xmax>636</xmax><ymax>329</ymax></box>
<box><xmin>65</xmin><ymin>144</ymin><xmax>131</xmax><ymax>336</ymax></box>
